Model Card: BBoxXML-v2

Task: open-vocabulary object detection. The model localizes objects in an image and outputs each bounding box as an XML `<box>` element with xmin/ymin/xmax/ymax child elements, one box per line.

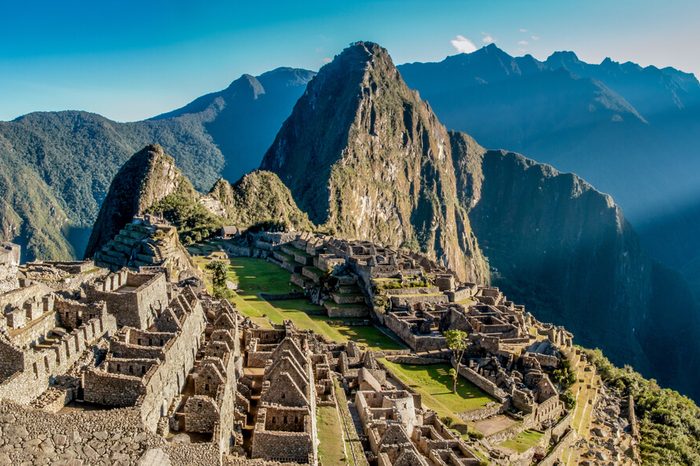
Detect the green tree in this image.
<box><xmin>206</xmin><ymin>260</ymin><xmax>230</xmax><ymax>299</ymax></box>
<box><xmin>445</xmin><ymin>329</ymin><xmax>469</xmax><ymax>392</ymax></box>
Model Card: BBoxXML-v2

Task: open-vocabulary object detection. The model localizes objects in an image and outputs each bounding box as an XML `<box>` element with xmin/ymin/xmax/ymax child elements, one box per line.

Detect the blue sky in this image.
<box><xmin>1</xmin><ymin>0</ymin><xmax>698</xmax><ymax>121</ymax></box>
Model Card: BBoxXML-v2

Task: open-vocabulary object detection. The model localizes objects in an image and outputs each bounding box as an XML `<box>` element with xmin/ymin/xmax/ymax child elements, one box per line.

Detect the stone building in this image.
<box><xmin>83</xmin><ymin>286</ymin><xmax>208</xmax><ymax>431</ymax></box>
<box><xmin>353</xmin><ymin>357</ymin><xmax>481</xmax><ymax>465</ymax></box>
<box><xmin>84</xmin><ymin>270</ymin><xmax>168</xmax><ymax>329</ymax></box>
<box><xmin>248</xmin><ymin>330</ymin><xmax>318</xmax><ymax>464</ymax></box>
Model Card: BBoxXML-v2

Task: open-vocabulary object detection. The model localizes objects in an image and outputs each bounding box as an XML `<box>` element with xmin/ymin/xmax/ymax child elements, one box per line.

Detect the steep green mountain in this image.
<box><xmin>0</xmin><ymin>68</ymin><xmax>314</xmax><ymax>261</ymax></box>
<box><xmin>261</xmin><ymin>42</ymin><xmax>489</xmax><ymax>283</ymax></box>
<box><xmin>261</xmin><ymin>41</ymin><xmax>700</xmax><ymax>400</ymax></box>
<box><xmin>86</xmin><ymin>145</ymin><xmax>312</xmax><ymax>255</ymax></box>
<box><xmin>398</xmin><ymin>44</ymin><xmax>700</xmax><ymax>222</ymax></box>
<box><xmin>84</xmin><ymin>144</ymin><xmax>197</xmax><ymax>257</ymax></box>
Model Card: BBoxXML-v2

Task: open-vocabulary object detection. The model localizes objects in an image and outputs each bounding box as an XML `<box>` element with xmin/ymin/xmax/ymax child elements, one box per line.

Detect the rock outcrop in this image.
<box><xmin>84</xmin><ymin>144</ymin><xmax>192</xmax><ymax>258</ymax></box>
<box><xmin>261</xmin><ymin>41</ymin><xmax>489</xmax><ymax>283</ymax></box>
<box><xmin>205</xmin><ymin>171</ymin><xmax>314</xmax><ymax>232</ymax></box>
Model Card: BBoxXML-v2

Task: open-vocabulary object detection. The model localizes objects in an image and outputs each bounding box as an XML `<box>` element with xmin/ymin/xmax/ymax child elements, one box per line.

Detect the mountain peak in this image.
<box><xmin>84</xmin><ymin>144</ymin><xmax>192</xmax><ymax>258</ymax></box>
<box><xmin>260</xmin><ymin>42</ymin><xmax>489</xmax><ymax>282</ymax></box>
<box><xmin>545</xmin><ymin>50</ymin><xmax>582</xmax><ymax>68</ymax></box>
<box><xmin>224</xmin><ymin>73</ymin><xmax>265</xmax><ymax>99</ymax></box>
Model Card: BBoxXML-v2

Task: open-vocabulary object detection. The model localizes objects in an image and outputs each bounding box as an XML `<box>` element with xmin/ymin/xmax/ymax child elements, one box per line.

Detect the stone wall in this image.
<box><xmin>138</xmin><ymin>302</ymin><xmax>207</xmax><ymax>431</ymax></box>
<box><xmin>250</xmin><ymin>431</ymin><xmax>312</xmax><ymax>463</ymax></box>
<box><xmin>0</xmin><ymin>339</ymin><xmax>23</xmax><ymax>379</ymax></box>
<box><xmin>85</xmin><ymin>272</ymin><xmax>167</xmax><ymax>329</ymax></box>
<box><xmin>452</xmin><ymin>358</ymin><xmax>507</xmax><ymax>402</ymax></box>
<box><xmin>538</xmin><ymin>428</ymin><xmax>577</xmax><ymax>466</ymax></box>
<box><xmin>83</xmin><ymin>370</ymin><xmax>146</xmax><ymax>406</ymax></box>
<box><xmin>384</xmin><ymin>312</ymin><xmax>446</xmax><ymax>352</ymax></box>
<box><xmin>386</xmin><ymin>354</ymin><xmax>449</xmax><ymax>365</ymax></box>
<box><xmin>0</xmin><ymin>399</ymin><xmax>226</xmax><ymax>465</ymax></box>
<box><xmin>390</xmin><ymin>294</ymin><xmax>449</xmax><ymax>307</ymax></box>
<box><xmin>0</xmin><ymin>310</ymin><xmax>117</xmax><ymax>404</ymax></box>
<box><xmin>458</xmin><ymin>402</ymin><xmax>505</xmax><ymax>422</ymax></box>
<box><xmin>550</xmin><ymin>410</ymin><xmax>572</xmax><ymax>441</ymax></box>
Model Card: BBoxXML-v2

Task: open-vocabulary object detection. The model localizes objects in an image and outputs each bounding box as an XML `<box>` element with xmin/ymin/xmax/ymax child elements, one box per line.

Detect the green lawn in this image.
<box><xmin>229</xmin><ymin>256</ymin><xmax>302</xmax><ymax>295</ymax></box>
<box><xmin>195</xmin><ymin>255</ymin><xmax>404</xmax><ymax>351</ymax></box>
<box><xmin>317</xmin><ymin>405</ymin><xmax>347</xmax><ymax>465</ymax></box>
<box><xmin>499</xmin><ymin>429</ymin><xmax>544</xmax><ymax>453</ymax></box>
<box><xmin>381</xmin><ymin>360</ymin><xmax>494</xmax><ymax>420</ymax></box>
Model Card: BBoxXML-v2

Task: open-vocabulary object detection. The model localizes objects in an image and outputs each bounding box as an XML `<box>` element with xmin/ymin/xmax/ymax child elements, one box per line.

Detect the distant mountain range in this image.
<box><xmin>0</xmin><ymin>67</ymin><xmax>314</xmax><ymax>260</ymax></box>
<box><xmin>398</xmin><ymin>45</ymin><xmax>700</xmax><ymax>298</ymax></box>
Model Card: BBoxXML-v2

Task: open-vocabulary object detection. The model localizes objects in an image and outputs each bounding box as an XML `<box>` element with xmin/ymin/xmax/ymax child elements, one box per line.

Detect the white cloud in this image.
<box><xmin>531</xmin><ymin>35</ymin><xmax>540</xmax><ymax>41</ymax></box>
<box><xmin>450</xmin><ymin>35</ymin><xmax>477</xmax><ymax>53</ymax></box>
<box><xmin>519</xmin><ymin>28</ymin><xmax>528</xmax><ymax>33</ymax></box>
<box><xmin>518</xmin><ymin>40</ymin><xmax>529</xmax><ymax>46</ymax></box>
<box><xmin>322</xmin><ymin>57</ymin><xmax>332</xmax><ymax>64</ymax></box>
<box><xmin>482</xmin><ymin>33</ymin><xmax>494</xmax><ymax>44</ymax></box>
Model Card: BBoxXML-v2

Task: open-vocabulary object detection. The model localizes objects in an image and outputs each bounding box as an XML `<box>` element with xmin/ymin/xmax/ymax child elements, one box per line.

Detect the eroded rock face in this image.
<box><xmin>84</xmin><ymin>144</ymin><xmax>192</xmax><ymax>258</ymax></box>
<box><xmin>261</xmin><ymin>42</ymin><xmax>489</xmax><ymax>283</ymax></box>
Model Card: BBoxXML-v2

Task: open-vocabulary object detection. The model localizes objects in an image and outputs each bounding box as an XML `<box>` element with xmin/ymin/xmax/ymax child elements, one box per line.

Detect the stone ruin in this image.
<box><xmin>93</xmin><ymin>215</ymin><xmax>201</xmax><ymax>283</ymax></box>
<box><xmin>235</xmin><ymin>322</ymin><xmax>334</xmax><ymax>464</ymax></box>
<box><xmin>0</xmin><ymin>241</ymin><xmax>251</xmax><ymax>465</ymax></box>
<box><xmin>0</xmin><ymin>228</ymin><xmax>605</xmax><ymax>465</ymax></box>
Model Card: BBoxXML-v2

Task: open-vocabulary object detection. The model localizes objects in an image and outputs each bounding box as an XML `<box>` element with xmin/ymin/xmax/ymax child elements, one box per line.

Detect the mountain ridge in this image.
<box><xmin>0</xmin><ymin>67</ymin><xmax>314</xmax><ymax>261</ymax></box>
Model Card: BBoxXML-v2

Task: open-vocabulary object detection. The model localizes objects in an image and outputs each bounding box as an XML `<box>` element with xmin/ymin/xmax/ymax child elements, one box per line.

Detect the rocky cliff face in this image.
<box><xmin>84</xmin><ymin>144</ymin><xmax>192</xmax><ymax>258</ymax></box>
<box><xmin>468</xmin><ymin>151</ymin><xmax>650</xmax><ymax>365</ymax></box>
<box><xmin>261</xmin><ymin>42</ymin><xmax>489</xmax><ymax>283</ymax></box>
<box><xmin>466</xmin><ymin>149</ymin><xmax>700</xmax><ymax>398</ymax></box>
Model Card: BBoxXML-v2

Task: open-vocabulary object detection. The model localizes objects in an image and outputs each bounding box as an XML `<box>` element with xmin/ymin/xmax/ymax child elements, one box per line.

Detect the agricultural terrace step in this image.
<box><xmin>336</xmin><ymin>275</ymin><xmax>358</xmax><ymax>286</ymax></box>
<box><xmin>382</xmin><ymin>286</ymin><xmax>440</xmax><ymax>296</ymax></box>
<box><xmin>281</xmin><ymin>245</ymin><xmax>312</xmax><ymax>258</ymax></box>
<box><xmin>323</xmin><ymin>301</ymin><xmax>370</xmax><ymax>318</ymax></box>
<box><xmin>330</xmin><ymin>291</ymin><xmax>366</xmax><ymax>304</ymax></box>
<box><xmin>337</xmin><ymin>284</ymin><xmax>361</xmax><ymax>294</ymax></box>
<box><xmin>302</xmin><ymin>266</ymin><xmax>325</xmax><ymax>282</ymax></box>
